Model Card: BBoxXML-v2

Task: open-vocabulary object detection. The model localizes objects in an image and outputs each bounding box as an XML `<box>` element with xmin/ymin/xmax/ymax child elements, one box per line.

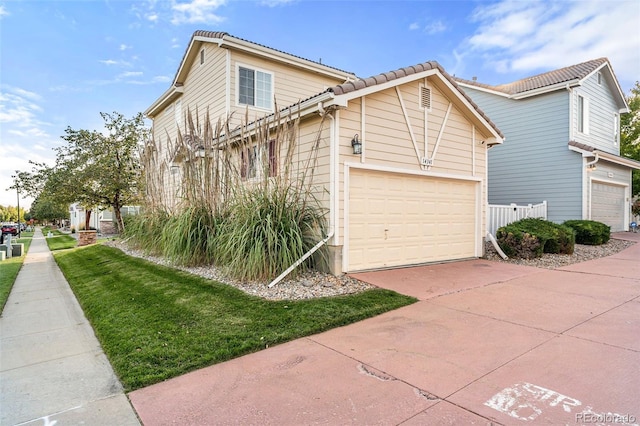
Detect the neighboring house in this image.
<box><xmin>69</xmin><ymin>203</ymin><xmax>140</xmax><ymax>234</ymax></box>
<box><xmin>145</xmin><ymin>31</ymin><xmax>503</xmax><ymax>274</ymax></box>
<box><xmin>455</xmin><ymin>58</ymin><xmax>640</xmax><ymax>232</ymax></box>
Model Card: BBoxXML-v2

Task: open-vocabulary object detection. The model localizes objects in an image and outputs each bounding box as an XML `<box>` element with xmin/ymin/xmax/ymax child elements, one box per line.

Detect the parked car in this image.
<box><xmin>1</xmin><ymin>223</ymin><xmax>18</xmax><ymax>235</ymax></box>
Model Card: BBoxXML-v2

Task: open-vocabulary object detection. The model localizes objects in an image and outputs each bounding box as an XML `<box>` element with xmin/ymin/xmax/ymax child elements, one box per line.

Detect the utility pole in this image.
<box><xmin>16</xmin><ymin>184</ymin><xmax>21</xmax><ymax>238</ymax></box>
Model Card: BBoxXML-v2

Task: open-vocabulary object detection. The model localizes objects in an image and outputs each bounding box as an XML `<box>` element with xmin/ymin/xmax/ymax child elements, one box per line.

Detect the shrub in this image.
<box><xmin>563</xmin><ymin>220</ymin><xmax>610</xmax><ymax>245</ymax></box>
<box><xmin>497</xmin><ymin>218</ymin><xmax>575</xmax><ymax>259</ymax></box>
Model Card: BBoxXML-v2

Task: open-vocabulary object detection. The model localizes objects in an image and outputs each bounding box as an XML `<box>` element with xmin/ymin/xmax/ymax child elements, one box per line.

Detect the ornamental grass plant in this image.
<box><xmin>129</xmin><ymin>105</ymin><xmax>331</xmax><ymax>280</ymax></box>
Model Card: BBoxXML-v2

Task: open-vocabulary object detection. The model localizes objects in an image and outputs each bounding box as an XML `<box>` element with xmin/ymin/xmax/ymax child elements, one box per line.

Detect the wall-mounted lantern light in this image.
<box><xmin>351</xmin><ymin>134</ymin><xmax>362</xmax><ymax>155</ymax></box>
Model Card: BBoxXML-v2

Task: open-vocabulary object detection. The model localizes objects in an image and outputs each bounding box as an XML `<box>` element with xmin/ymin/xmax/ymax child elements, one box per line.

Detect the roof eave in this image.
<box><xmin>510</xmin><ymin>79</ymin><xmax>581</xmax><ymax>99</ymax></box>
<box><xmin>330</xmin><ymin>69</ymin><xmax>503</xmax><ymax>145</ymax></box>
<box><xmin>144</xmin><ymin>86</ymin><xmax>184</xmax><ymax>118</ymax></box>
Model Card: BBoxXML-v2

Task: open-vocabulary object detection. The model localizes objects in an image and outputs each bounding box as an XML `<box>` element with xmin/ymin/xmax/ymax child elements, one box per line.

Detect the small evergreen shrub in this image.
<box><xmin>563</xmin><ymin>220</ymin><xmax>610</xmax><ymax>245</ymax></box>
<box><xmin>496</xmin><ymin>218</ymin><xmax>575</xmax><ymax>259</ymax></box>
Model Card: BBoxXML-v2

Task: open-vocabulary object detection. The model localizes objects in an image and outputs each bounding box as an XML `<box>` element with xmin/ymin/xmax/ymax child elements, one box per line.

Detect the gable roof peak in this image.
<box><xmin>455</xmin><ymin>58</ymin><xmax>611</xmax><ymax>95</ymax></box>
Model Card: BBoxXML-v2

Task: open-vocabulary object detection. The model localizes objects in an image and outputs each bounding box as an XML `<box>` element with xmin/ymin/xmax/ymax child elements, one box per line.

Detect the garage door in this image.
<box><xmin>348</xmin><ymin>169</ymin><xmax>477</xmax><ymax>272</ymax></box>
<box><xmin>591</xmin><ymin>182</ymin><xmax>625</xmax><ymax>232</ymax></box>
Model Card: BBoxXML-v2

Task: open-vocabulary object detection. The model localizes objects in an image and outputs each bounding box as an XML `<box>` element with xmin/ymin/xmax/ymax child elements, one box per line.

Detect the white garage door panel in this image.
<box><xmin>348</xmin><ymin>169</ymin><xmax>477</xmax><ymax>271</ymax></box>
<box><xmin>591</xmin><ymin>182</ymin><xmax>625</xmax><ymax>232</ymax></box>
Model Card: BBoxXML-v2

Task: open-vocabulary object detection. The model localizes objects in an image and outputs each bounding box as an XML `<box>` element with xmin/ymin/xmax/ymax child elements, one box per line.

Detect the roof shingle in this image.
<box><xmin>456</xmin><ymin>58</ymin><xmax>609</xmax><ymax>95</ymax></box>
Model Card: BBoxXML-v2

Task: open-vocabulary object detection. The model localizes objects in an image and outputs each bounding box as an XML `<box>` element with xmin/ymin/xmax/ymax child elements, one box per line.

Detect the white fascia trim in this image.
<box><xmin>344</xmin><ymin>161</ymin><xmax>483</xmax><ymax>182</ymax></box>
<box><xmin>332</xmin><ymin>69</ymin><xmax>440</xmax><ymax>101</ymax></box>
<box><xmin>583</xmin><ymin>63</ymin><xmax>629</xmax><ymax>111</ymax></box>
<box><xmin>145</xmin><ymin>86</ymin><xmax>184</xmax><ymax>118</ymax></box>
<box><xmin>569</xmin><ymin>145</ymin><xmax>640</xmax><ymax>170</ymax></box>
<box><xmin>568</xmin><ymin>145</ymin><xmax>595</xmax><ymax>157</ymax></box>
<box><xmin>510</xmin><ymin>80</ymin><xmax>581</xmax><ymax>99</ymax></box>
<box><xmin>598</xmin><ymin>152</ymin><xmax>640</xmax><ymax>170</ymax></box>
<box><xmin>456</xmin><ymin>82</ymin><xmax>511</xmax><ymax>98</ymax></box>
<box><xmin>437</xmin><ymin>76</ymin><xmax>504</xmax><ymax>144</ymax></box>
<box><xmin>218</xmin><ymin>36</ymin><xmax>356</xmax><ymax>81</ymax></box>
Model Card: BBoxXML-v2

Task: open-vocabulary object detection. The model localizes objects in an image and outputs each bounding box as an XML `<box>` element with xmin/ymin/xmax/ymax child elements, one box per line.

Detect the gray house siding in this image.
<box><xmin>572</xmin><ymin>73</ymin><xmax>621</xmax><ymax>155</ymax></box>
<box><xmin>464</xmin><ymin>87</ymin><xmax>583</xmax><ymax>223</ymax></box>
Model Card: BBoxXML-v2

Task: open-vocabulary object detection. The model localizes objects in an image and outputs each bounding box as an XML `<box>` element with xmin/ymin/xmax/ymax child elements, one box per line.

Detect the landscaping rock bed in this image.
<box><xmin>105</xmin><ymin>237</ymin><xmax>635</xmax><ymax>301</ymax></box>
<box><xmin>484</xmin><ymin>238</ymin><xmax>635</xmax><ymax>269</ymax></box>
<box><xmin>104</xmin><ymin>239</ymin><xmax>374</xmax><ymax>300</ymax></box>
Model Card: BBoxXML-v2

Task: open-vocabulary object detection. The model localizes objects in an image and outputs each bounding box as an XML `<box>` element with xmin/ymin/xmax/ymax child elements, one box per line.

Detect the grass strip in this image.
<box><xmin>45</xmin><ymin>234</ymin><xmax>77</xmax><ymax>251</ymax></box>
<box><xmin>0</xmin><ymin>233</ymin><xmax>34</xmax><ymax>314</ymax></box>
<box><xmin>54</xmin><ymin>244</ymin><xmax>416</xmax><ymax>391</ymax></box>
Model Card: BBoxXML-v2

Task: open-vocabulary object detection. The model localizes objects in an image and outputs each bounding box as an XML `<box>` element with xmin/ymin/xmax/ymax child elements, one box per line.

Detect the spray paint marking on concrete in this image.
<box><xmin>485</xmin><ymin>382</ymin><xmax>638</xmax><ymax>424</ymax></box>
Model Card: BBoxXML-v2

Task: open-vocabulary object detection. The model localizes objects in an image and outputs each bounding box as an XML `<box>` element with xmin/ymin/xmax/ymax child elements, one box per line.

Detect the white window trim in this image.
<box><xmin>235</xmin><ymin>63</ymin><xmax>274</xmax><ymax>112</ymax></box>
<box><xmin>577</xmin><ymin>94</ymin><xmax>589</xmax><ymax>135</ymax></box>
<box><xmin>174</xmin><ymin>99</ymin><xmax>182</xmax><ymax>129</ymax></box>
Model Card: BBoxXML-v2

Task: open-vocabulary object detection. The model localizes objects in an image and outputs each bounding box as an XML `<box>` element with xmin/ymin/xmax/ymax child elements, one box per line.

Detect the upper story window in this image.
<box><xmin>240</xmin><ymin>140</ymin><xmax>278</xmax><ymax>180</ymax></box>
<box><xmin>174</xmin><ymin>99</ymin><xmax>182</xmax><ymax>128</ymax></box>
<box><xmin>577</xmin><ymin>95</ymin><xmax>589</xmax><ymax>135</ymax></box>
<box><xmin>238</xmin><ymin>65</ymin><xmax>272</xmax><ymax>110</ymax></box>
<box><xmin>613</xmin><ymin>113</ymin><xmax>619</xmax><ymax>145</ymax></box>
<box><xmin>200</xmin><ymin>49</ymin><xmax>205</xmax><ymax>65</ymax></box>
<box><xmin>597</xmin><ymin>72</ymin><xmax>602</xmax><ymax>85</ymax></box>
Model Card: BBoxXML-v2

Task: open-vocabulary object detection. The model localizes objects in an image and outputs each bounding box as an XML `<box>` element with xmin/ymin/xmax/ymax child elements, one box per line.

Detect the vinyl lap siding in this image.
<box><xmin>228</xmin><ymin>51</ymin><xmax>346</xmax><ymax>128</ymax></box>
<box><xmin>181</xmin><ymin>45</ymin><xmax>228</xmax><ymax>129</ymax></box>
<box><xmin>337</xmin><ymin>80</ymin><xmax>489</xmax><ymax>246</ymax></box>
<box><xmin>572</xmin><ymin>74</ymin><xmax>620</xmax><ymax>154</ymax></box>
<box><xmin>466</xmin><ymin>88</ymin><xmax>583</xmax><ymax>223</ymax></box>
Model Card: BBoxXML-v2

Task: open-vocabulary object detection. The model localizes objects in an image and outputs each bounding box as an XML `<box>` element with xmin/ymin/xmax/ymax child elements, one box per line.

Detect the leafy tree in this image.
<box><xmin>621</xmin><ymin>81</ymin><xmax>640</xmax><ymax>196</ymax></box>
<box><xmin>38</xmin><ymin>112</ymin><xmax>147</xmax><ymax>232</ymax></box>
<box><xmin>29</xmin><ymin>193</ymin><xmax>69</xmax><ymax>224</ymax></box>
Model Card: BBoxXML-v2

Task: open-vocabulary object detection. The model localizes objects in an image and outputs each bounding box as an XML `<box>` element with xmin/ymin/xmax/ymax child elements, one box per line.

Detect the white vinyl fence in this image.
<box><xmin>487</xmin><ymin>201</ymin><xmax>547</xmax><ymax>236</ymax></box>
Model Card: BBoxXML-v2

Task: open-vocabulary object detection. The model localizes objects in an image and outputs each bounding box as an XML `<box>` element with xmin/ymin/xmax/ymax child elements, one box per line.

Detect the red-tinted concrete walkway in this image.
<box><xmin>129</xmin><ymin>233</ymin><xmax>640</xmax><ymax>425</ymax></box>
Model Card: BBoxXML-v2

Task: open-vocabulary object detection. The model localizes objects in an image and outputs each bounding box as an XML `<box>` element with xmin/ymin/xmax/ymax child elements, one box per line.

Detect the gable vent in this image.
<box><xmin>420</xmin><ymin>87</ymin><xmax>432</xmax><ymax>110</ymax></box>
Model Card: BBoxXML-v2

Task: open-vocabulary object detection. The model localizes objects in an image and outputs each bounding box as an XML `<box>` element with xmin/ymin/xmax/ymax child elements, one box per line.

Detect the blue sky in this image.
<box><xmin>1</xmin><ymin>0</ymin><xmax>639</xmax><ymax>208</ymax></box>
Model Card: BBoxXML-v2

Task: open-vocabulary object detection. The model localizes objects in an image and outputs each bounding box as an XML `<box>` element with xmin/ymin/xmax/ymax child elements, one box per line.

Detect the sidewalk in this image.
<box><xmin>0</xmin><ymin>228</ymin><xmax>140</xmax><ymax>425</ymax></box>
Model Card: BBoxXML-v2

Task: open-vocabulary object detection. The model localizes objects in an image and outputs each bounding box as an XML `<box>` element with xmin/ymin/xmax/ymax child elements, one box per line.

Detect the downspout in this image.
<box><xmin>268</xmin><ymin>102</ymin><xmax>336</xmax><ymax>288</ymax></box>
<box><xmin>586</xmin><ymin>152</ymin><xmax>599</xmax><ymax>169</ymax></box>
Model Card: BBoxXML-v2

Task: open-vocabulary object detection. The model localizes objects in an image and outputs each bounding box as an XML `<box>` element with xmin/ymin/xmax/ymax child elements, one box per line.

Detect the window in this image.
<box><xmin>174</xmin><ymin>99</ymin><xmax>182</xmax><ymax>128</ymax></box>
<box><xmin>241</xmin><ymin>140</ymin><xmax>277</xmax><ymax>179</ymax></box>
<box><xmin>200</xmin><ymin>49</ymin><xmax>204</xmax><ymax>65</ymax></box>
<box><xmin>238</xmin><ymin>66</ymin><xmax>272</xmax><ymax>109</ymax></box>
<box><xmin>577</xmin><ymin>95</ymin><xmax>589</xmax><ymax>134</ymax></box>
<box><xmin>613</xmin><ymin>114</ymin><xmax>619</xmax><ymax>145</ymax></box>
<box><xmin>597</xmin><ymin>72</ymin><xmax>602</xmax><ymax>85</ymax></box>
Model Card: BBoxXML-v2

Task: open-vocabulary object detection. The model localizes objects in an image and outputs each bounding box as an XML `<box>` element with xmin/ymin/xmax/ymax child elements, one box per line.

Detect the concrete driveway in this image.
<box><xmin>129</xmin><ymin>233</ymin><xmax>640</xmax><ymax>425</ymax></box>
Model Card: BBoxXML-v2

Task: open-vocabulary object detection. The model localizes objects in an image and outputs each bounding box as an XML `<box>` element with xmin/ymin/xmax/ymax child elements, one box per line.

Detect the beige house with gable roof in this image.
<box><xmin>145</xmin><ymin>31</ymin><xmax>503</xmax><ymax>274</ymax></box>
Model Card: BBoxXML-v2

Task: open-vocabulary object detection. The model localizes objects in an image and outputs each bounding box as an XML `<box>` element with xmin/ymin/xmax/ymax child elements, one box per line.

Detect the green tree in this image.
<box><xmin>37</xmin><ymin>112</ymin><xmax>147</xmax><ymax>232</ymax></box>
<box><xmin>29</xmin><ymin>193</ymin><xmax>69</xmax><ymax>224</ymax></box>
<box><xmin>621</xmin><ymin>81</ymin><xmax>640</xmax><ymax>196</ymax></box>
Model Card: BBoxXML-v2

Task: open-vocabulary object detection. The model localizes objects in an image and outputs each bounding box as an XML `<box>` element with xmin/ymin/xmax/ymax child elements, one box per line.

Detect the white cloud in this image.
<box><xmin>259</xmin><ymin>0</ymin><xmax>295</xmax><ymax>6</ymax></box>
<box><xmin>147</xmin><ymin>13</ymin><xmax>158</xmax><ymax>22</ymax></box>
<box><xmin>463</xmin><ymin>0</ymin><xmax>640</xmax><ymax>88</ymax></box>
<box><xmin>0</xmin><ymin>4</ymin><xmax>9</xmax><ymax>18</ymax></box>
<box><xmin>409</xmin><ymin>20</ymin><xmax>446</xmax><ymax>35</ymax></box>
<box><xmin>99</xmin><ymin>59</ymin><xmax>133</xmax><ymax>67</ymax></box>
<box><xmin>119</xmin><ymin>44</ymin><xmax>132</xmax><ymax>51</ymax></box>
<box><xmin>424</xmin><ymin>20</ymin><xmax>446</xmax><ymax>35</ymax></box>
<box><xmin>171</xmin><ymin>0</ymin><xmax>227</xmax><ymax>25</ymax></box>
<box><xmin>118</xmin><ymin>71</ymin><xmax>144</xmax><ymax>78</ymax></box>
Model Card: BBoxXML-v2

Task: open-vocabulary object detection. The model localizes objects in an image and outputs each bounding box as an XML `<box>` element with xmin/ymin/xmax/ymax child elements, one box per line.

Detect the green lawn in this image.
<box><xmin>53</xmin><ymin>244</ymin><xmax>416</xmax><ymax>391</ymax></box>
<box><xmin>45</xmin><ymin>230</ymin><xmax>77</xmax><ymax>251</ymax></box>
<box><xmin>0</xmin><ymin>232</ymin><xmax>34</xmax><ymax>313</ymax></box>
